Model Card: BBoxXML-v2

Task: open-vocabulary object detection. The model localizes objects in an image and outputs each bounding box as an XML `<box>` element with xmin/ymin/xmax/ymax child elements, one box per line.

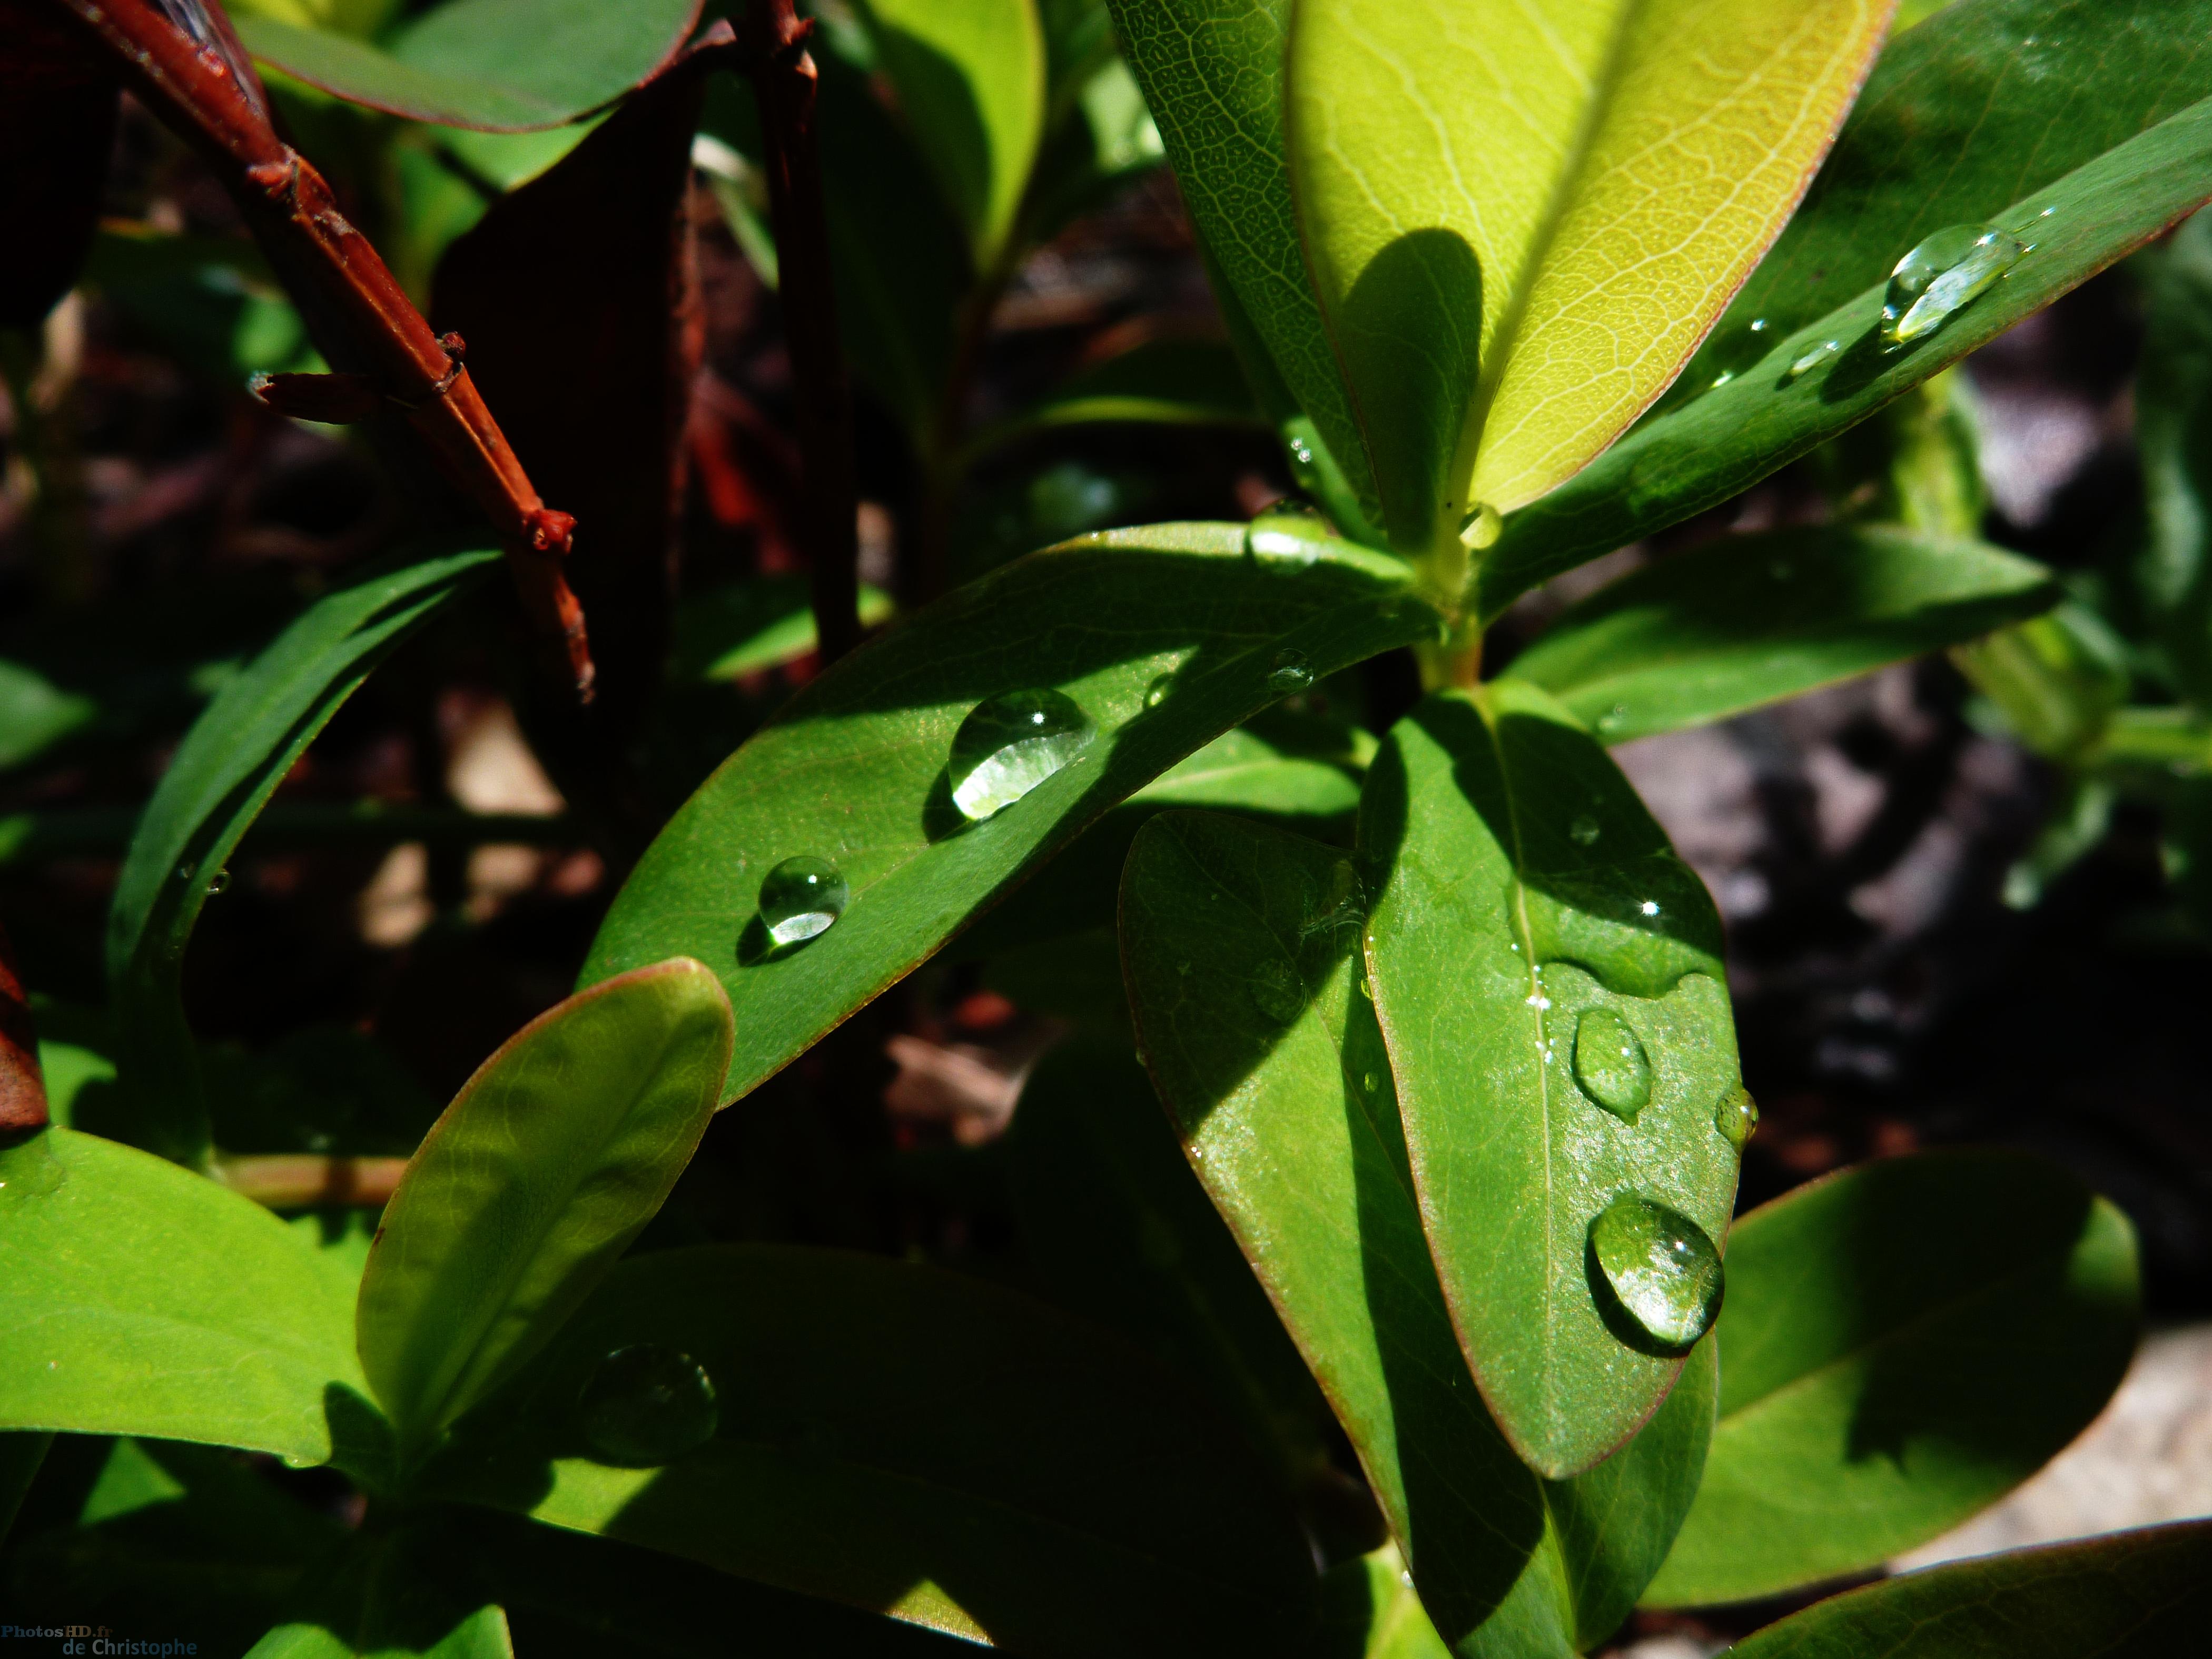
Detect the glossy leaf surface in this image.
<box><xmin>1669</xmin><ymin>0</ymin><xmax>2212</xmax><ymax>413</ymax></box>
<box><xmin>357</xmin><ymin>961</ymin><xmax>732</xmax><ymax>1459</ymax></box>
<box><xmin>0</xmin><ymin>1127</ymin><xmax>373</xmax><ymax>1470</ymax></box>
<box><xmin>1362</xmin><ymin>682</ymin><xmax>1741</xmax><ymax>1477</ymax></box>
<box><xmin>1122</xmin><ymin>810</ymin><xmax>1714</xmax><ymax>1652</ymax></box>
<box><xmin>1283</xmin><ymin>0</ymin><xmax>1887</xmax><ymax>548</ymax></box>
<box><xmin>582</xmin><ymin>525</ymin><xmax>1440</xmax><ymax>1104</ymax></box>
<box><xmin>671</xmin><ymin>576</ymin><xmax>897</xmax><ymax>683</ymax></box>
<box><xmin>431</xmin><ymin>1244</ymin><xmax>1320</xmax><ymax>1657</ymax></box>
<box><xmin>234</xmin><ymin>0</ymin><xmax>701</xmax><ymax>132</ymax></box>
<box><xmin>1729</xmin><ymin>1520</ymin><xmax>2212</xmax><ymax>1659</ymax></box>
<box><xmin>1505</xmin><ymin>526</ymin><xmax>2058</xmax><ymax>744</ymax></box>
<box><xmin>1482</xmin><ymin>91</ymin><xmax>2212</xmax><ymax>617</ymax></box>
<box><xmin>106</xmin><ymin>545</ymin><xmax>498</xmax><ymax>1164</ymax></box>
<box><xmin>1646</xmin><ymin>1151</ymin><xmax>2140</xmax><ymax>1608</ymax></box>
<box><xmin>858</xmin><ymin>0</ymin><xmax>1046</xmax><ymax>264</ymax></box>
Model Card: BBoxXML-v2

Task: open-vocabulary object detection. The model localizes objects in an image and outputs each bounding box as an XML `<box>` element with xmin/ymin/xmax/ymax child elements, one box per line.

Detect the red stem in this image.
<box><xmin>0</xmin><ymin>919</ymin><xmax>48</xmax><ymax>1135</ymax></box>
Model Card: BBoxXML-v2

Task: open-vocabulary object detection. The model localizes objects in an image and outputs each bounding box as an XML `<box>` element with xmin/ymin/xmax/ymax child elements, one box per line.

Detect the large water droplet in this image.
<box><xmin>1267</xmin><ymin>648</ymin><xmax>1314</xmax><ymax>695</ymax></box>
<box><xmin>1572</xmin><ymin>1009</ymin><xmax>1652</xmax><ymax>1122</ymax></box>
<box><xmin>578</xmin><ymin>1345</ymin><xmax>719</xmax><ymax>1465</ymax></box>
<box><xmin>1244</xmin><ymin>500</ymin><xmax>1330</xmax><ymax>565</ymax></box>
<box><xmin>1458</xmin><ymin>502</ymin><xmax>1502</xmax><ymax>551</ymax></box>
<box><xmin>757</xmin><ymin>855</ymin><xmax>848</xmax><ymax>947</ymax></box>
<box><xmin>1250</xmin><ymin>958</ymin><xmax>1304</xmax><ymax>1024</ymax></box>
<box><xmin>1880</xmin><ymin>225</ymin><xmax>2025</xmax><ymax>351</ymax></box>
<box><xmin>1589</xmin><ymin>1194</ymin><xmax>1722</xmax><ymax>1350</ymax></box>
<box><xmin>949</xmin><ymin>689</ymin><xmax>1093</xmax><ymax>820</ymax></box>
<box><xmin>1715</xmin><ymin>1084</ymin><xmax>1759</xmax><ymax>1152</ymax></box>
<box><xmin>1568</xmin><ymin>814</ymin><xmax>1601</xmax><ymax>847</ymax></box>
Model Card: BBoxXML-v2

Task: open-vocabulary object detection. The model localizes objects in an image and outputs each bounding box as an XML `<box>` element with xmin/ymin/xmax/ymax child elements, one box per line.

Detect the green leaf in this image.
<box><xmin>1482</xmin><ymin>91</ymin><xmax>2212</xmax><ymax>618</ymax></box>
<box><xmin>429</xmin><ymin>1244</ymin><xmax>1321</xmax><ymax>1657</ymax></box>
<box><xmin>581</xmin><ymin>525</ymin><xmax>1441</xmax><ymax>1104</ymax></box>
<box><xmin>355</xmin><ymin>960</ymin><xmax>733</xmax><ymax>1463</ymax></box>
<box><xmin>1645</xmin><ymin>1150</ymin><xmax>2140</xmax><ymax>1608</ymax></box>
<box><xmin>1726</xmin><ymin>1520</ymin><xmax>2212</xmax><ymax>1659</ymax></box>
<box><xmin>962</xmin><ymin>338</ymin><xmax>1265</xmax><ymax>465</ymax></box>
<box><xmin>1121</xmin><ymin>809</ymin><xmax>1714</xmax><ymax>1652</ymax></box>
<box><xmin>1022</xmin><ymin>47</ymin><xmax>1166</xmax><ymax>246</ymax></box>
<box><xmin>1321</xmin><ymin>1546</ymin><xmax>1451</xmax><ymax>1659</ymax></box>
<box><xmin>106</xmin><ymin>544</ymin><xmax>498</xmax><ymax>1165</ymax></box>
<box><xmin>1953</xmin><ymin>603</ymin><xmax>2131</xmax><ymax>762</ymax></box>
<box><xmin>1668</xmin><ymin>0</ymin><xmax>2212</xmax><ymax>418</ymax></box>
<box><xmin>670</xmin><ymin>576</ymin><xmax>897</xmax><ymax>683</ymax></box>
<box><xmin>1362</xmin><ymin>680</ymin><xmax>1741</xmax><ymax>1477</ymax></box>
<box><xmin>0</xmin><ymin>1126</ymin><xmax>379</xmax><ymax>1473</ymax></box>
<box><xmin>248</xmin><ymin>1524</ymin><xmax>513</xmax><ymax>1659</ymax></box>
<box><xmin>1108</xmin><ymin>0</ymin><xmax>1383</xmax><ymax>526</ymax></box>
<box><xmin>0</xmin><ymin>658</ymin><xmax>95</xmax><ymax>771</ymax></box>
<box><xmin>857</xmin><ymin>0</ymin><xmax>1047</xmax><ymax>266</ymax></box>
<box><xmin>234</xmin><ymin>0</ymin><xmax>702</xmax><ymax>132</ymax></box>
<box><xmin>1282</xmin><ymin>0</ymin><xmax>1888</xmax><ymax>553</ymax></box>
<box><xmin>1504</xmin><ymin>526</ymin><xmax>2059</xmax><ymax>745</ymax></box>
<box><xmin>2135</xmin><ymin>205</ymin><xmax>2212</xmax><ymax>710</ymax></box>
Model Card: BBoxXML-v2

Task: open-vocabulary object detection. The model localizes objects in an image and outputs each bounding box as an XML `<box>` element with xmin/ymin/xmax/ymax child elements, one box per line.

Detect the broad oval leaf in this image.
<box><xmin>1361</xmin><ymin>681</ymin><xmax>1742</xmax><ymax>1478</ymax></box>
<box><xmin>356</xmin><ymin>960</ymin><xmax>734</xmax><ymax>1460</ymax></box>
<box><xmin>427</xmin><ymin>1243</ymin><xmax>1321</xmax><ymax>1657</ymax></box>
<box><xmin>1480</xmin><ymin>90</ymin><xmax>2212</xmax><ymax>617</ymax></box>
<box><xmin>580</xmin><ymin>525</ymin><xmax>1441</xmax><ymax>1104</ymax></box>
<box><xmin>1726</xmin><ymin>1520</ymin><xmax>2212</xmax><ymax>1659</ymax></box>
<box><xmin>1645</xmin><ymin>1151</ymin><xmax>2140</xmax><ymax>1608</ymax></box>
<box><xmin>1504</xmin><ymin>526</ymin><xmax>2059</xmax><ymax>745</ymax></box>
<box><xmin>106</xmin><ymin>545</ymin><xmax>499</xmax><ymax>1165</ymax></box>
<box><xmin>234</xmin><ymin>0</ymin><xmax>700</xmax><ymax>131</ymax></box>
<box><xmin>857</xmin><ymin>0</ymin><xmax>1047</xmax><ymax>266</ymax></box>
<box><xmin>0</xmin><ymin>1126</ymin><xmax>377</xmax><ymax>1473</ymax></box>
<box><xmin>1282</xmin><ymin>0</ymin><xmax>1889</xmax><ymax>551</ymax></box>
<box><xmin>1121</xmin><ymin>809</ymin><xmax>1714</xmax><ymax>1652</ymax></box>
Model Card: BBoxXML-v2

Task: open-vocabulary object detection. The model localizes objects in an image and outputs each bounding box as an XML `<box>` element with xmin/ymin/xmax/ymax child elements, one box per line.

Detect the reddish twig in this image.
<box><xmin>739</xmin><ymin>0</ymin><xmax>861</xmax><ymax>665</ymax></box>
<box><xmin>0</xmin><ymin>919</ymin><xmax>49</xmax><ymax>1135</ymax></box>
<box><xmin>48</xmin><ymin>0</ymin><xmax>597</xmax><ymax>702</ymax></box>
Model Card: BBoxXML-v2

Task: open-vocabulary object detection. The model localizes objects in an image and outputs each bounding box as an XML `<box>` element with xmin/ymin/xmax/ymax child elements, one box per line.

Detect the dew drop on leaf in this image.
<box><xmin>1267</xmin><ymin>648</ymin><xmax>1314</xmax><ymax>695</ymax></box>
<box><xmin>1458</xmin><ymin>502</ymin><xmax>1502</xmax><ymax>551</ymax></box>
<box><xmin>949</xmin><ymin>689</ymin><xmax>1093</xmax><ymax>821</ymax></box>
<box><xmin>1880</xmin><ymin>224</ymin><xmax>2024</xmax><ymax>350</ymax></box>
<box><xmin>1568</xmin><ymin>814</ymin><xmax>1600</xmax><ymax>847</ymax></box>
<box><xmin>1782</xmin><ymin>338</ymin><xmax>1841</xmax><ymax>384</ymax></box>
<box><xmin>1250</xmin><ymin>957</ymin><xmax>1304</xmax><ymax>1025</ymax></box>
<box><xmin>204</xmin><ymin>868</ymin><xmax>231</xmax><ymax>895</ymax></box>
<box><xmin>1142</xmin><ymin>673</ymin><xmax>1172</xmax><ymax>710</ymax></box>
<box><xmin>757</xmin><ymin>855</ymin><xmax>848</xmax><ymax>947</ymax></box>
<box><xmin>1589</xmin><ymin>1193</ymin><xmax>1722</xmax><ymax>1350</ymax></box>
<box><xmin>1714</xmin><ymin>1084</ymin><xmax>1759</xmax><ymax>1152</ymax></box>
<box><xmin>1572</xmin><ymin>1008</ymin><xmax>1652</xmax><ymax>1122</ymax></box>
<box><xmin>578</xmin><ymin>1344</ymin><xmax>719</xmax><ymax>1466</ymax></box>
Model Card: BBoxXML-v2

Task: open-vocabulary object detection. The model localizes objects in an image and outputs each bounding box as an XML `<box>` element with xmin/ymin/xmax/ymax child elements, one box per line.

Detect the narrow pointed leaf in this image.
<box><xmin>1283</xmin><ymin>0</ymin><xmax>1888</xmax><ymax>548</ymax></box>
<box><xmin>106</xmin><ymin>544</ymin><xmax>499</xmax><ymax>1164</ymax></box>
<box><xmin>857</xmin><ymin>0</ymin><xmax>1047</xmax><ymax>265</ymax></box>
<box><xmin>429</xmin><ymin>1245</ymin><xmax>1321</xmax><ymax>1657</ymax></box>
<box><xmin>1504</xmin><ymin>526</ymin><xmax>2059</xmax><ymax>745</ymax></box>
<box><xmin>1481</xmin><ymin>91</ymin><xmax>2212</xmax><ymax>618</ymax></box>
<box><xmin>356</xmin><ymin>960</ymin><xmax>734</xmax><ymax>1458</ymax></box>
<box><xmin>581</xmin><ymin>526</ymin><xmax>1441</xmax><ymax>1104</ymax></box>
<box><xmin>1362</xmin><ymin>682</ymin><xmax>1741</xmax><ymax>1477</ymax></box>
<box><xmin>2136</xmin><ymin>206</ymin><xmax>2212</xmax><ymax>710</ymax></box>
<box><xmin>1645</xmin><ymin>1151</ymin><xmax>2140</xmax><ymax>1608</ymax></box>
<box><xmin>0</xmin><ymin>1126</ymin><xmax>377</xmax><ymax>1472</ymax></box>
<box><xmin>1322</xmin><ymin>1547</ymin><xmax>1452</xmax><ymax>1659</ymax></box>
<box><xmin>234</xmin><ymin>0</ymin><xmax>701</xmax><ymax>132</ymax></box>
<box><xmin>1726</xmin><ymin>1520</ymin><xmax>2212</xmax><ymax>1659</ymax></box>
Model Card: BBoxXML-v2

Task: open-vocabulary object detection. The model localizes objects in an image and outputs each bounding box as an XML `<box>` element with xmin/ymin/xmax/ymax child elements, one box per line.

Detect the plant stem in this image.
<box><xmin>48</xmin><ymin>0</ymin><xmax>598</xmax><ymax>703</ymax></box>
<box><xmin>741</xmin><ymin>0</ymin><xmax>861</xmax><ymax>665</ymax></box>
<box><xmin>0</xmin><ymin>916</ymin><xmax>48</xmax><ymax>1134</ymax></box>
<box><xmin>214</xmin><ymin>1153</ymin><xmax>409</xmax><ymax>1209</ymax></box>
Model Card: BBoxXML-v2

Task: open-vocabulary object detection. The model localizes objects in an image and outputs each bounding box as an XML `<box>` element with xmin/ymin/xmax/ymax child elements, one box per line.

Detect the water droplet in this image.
<box><xmin>1458</xmin><ymin>502</ymin><xmax>1503</xmax><ymax>551</ymax></box>
<box><xmin>0</xmin><ymin>1134</ymin><xmax>67</xmax><ymax>1211</ymax></box>
<box><xmin>1282</xmin><ymin>417</ymin><xmax>1326</xmax><ymax>493</ymax></box>
<box><xmin>1244</xmin><ymin>500</ymin><xmax>1330</xmax><ymax>565</ymax></box>
<box><xmin>1266</xmin><ymin>648</ymin><xmax>1313</xmax><ymax>695</ymax></box>
<box><xmin>204</xmin><ymin>868</ymin><xmax>230</xmax><ymax>895</ymax></box>
<box><xmin>1589</xmin><ymin>1194</ymin><xmax>1722</xmax><ymax>1350</ymax></box>
<box><xmin>1362</xmin><ymin>1071</ymin><xmax>1380</xmax><ymax>1094</ymax></box>
<box><xmin>1356</xmin><ymin>971</ymin><xmax>1374</xmax><ymax>1001</ymax></box>
<box><xmin>1568</xmin><ymin>814</ymin><xmax>1601</xmax><ymax>847</ymax></box>
<box><xmin>757</xmin><ymin>855</ymin><xmax>848</xmax><ymax>947</ymax></box>
<box><xmin>1573</xmin><ymin>1009</ymin><xmax>1652</xmax><ymax>1122</ymax></box>
<box><xmin>1250</xmin><ymin>958</ymin><xmax>1304</xmax><ymax>1024</ymax></box>
<box><xmin>1596</xmin><ymin>704</ymin><xmax>1628</xmax><ymax>736</ymax></box>
<box><xmin>1880</xmin><ymin>224</ymin><xmax>2025</xmax><ymax>351</ymax></box>
<box><xmin>1715</xmin><ymin>1084</ymin><xmax>1759</xmax><ymax>1152</ymax></box>
<box><xmin>1782</xmin><ymin>338</ymin><xmax>1841</xmax><ymax>384</ymax></box>
<box><xmin>1143</xmin><ymin>673</ymin><xmax>1173</xmax><ymax>710</ymax></box>
<box><xmin>949</xmin><ymin>689</ymin><xmax>1093</xmax><ymax>820</ymax></box>
<box><xmin>578</xmin><ymin>1345</ymin><xmax>719</xmax><ymax>1466</ymax></box>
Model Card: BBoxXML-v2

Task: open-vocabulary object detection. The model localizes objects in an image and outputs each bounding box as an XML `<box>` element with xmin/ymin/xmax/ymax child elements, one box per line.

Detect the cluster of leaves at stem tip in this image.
<box><xmin>5</xmin><ymin>0</ymin><xmax>2212</xmax><ymax>1656</ymax></box>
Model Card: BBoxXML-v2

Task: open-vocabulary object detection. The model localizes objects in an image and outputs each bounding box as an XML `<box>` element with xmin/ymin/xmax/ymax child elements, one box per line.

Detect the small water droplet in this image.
<box><xmin>1250</xmin><ymin>958</ymin><xmax>1304</xmax><ymax>1024</ymax></box>
<box><xmin>1458</xmin><ymin>502</ymin><xmax>1503</xmax><ymax>551</ymax></box>
<box><xmin>1596</xmin><ymin>704</ymin><xmax>1628</xmax><ymax>736</ymax></box>
<box><xmin>1640</xmin><ymin>900</ymin><xmax>1660</xmax><ymax>917</ymax></box>
<box><xmin>1266</xmin><ymin>648</ymin><xmax>1314</xmax><ymax>695</ymax></box>
<box><xmin>1568</xmin><ymin>814</ymin><xmax>1601</xmax><ymax>847</ymax></box>
<box><xmin>1880</xmin><ymin>224</ymin><xmax>2025</xmax><ymax>351</ymax></box>
<box><xmin>1282</xmin><ymin>417</ymin><xmax>1326</xmax><ymax>493</ymax></box>
<box><xmin>1782</xmin><ymin>338</ymin><xmax>1841</xmax><ymax>384</ymax></box>
<box><xmin>757</xmin><ymin>855</ymin><xmax>848</xmax><ymax>947</ymax></box>
<box><xmin>1143</xmin><ymin>673</ymin><xmax>1173</xmax><ymax>709</ymax></box>
<box><xmin>1714</xmin><ymin>1085</ymin><xmax>1759</xmax><ymax>1152</ymax></box>
<box><xmin>1589</xmin><ymin>1194</ymin><xmax>1723</xmax><ymax>1350</ymax></box>
<box><xmin>1244</xmin><ymin>499</ymin><xmax>1330</xmax><ymax>565</ymax></box>
<box><xmin>578</xmin><ymin>1345</ymin><xmax>719</xmax><ymax>1466</ymax></box>
<box><xmin>1708</xmin><ymin>370</ymin><xmax>1735</xmax><ymax>391</ymax></box>
<box><xmin>204</xmin><ymin>868</ymin><xmax>230</xmax><ymax>895</ymax></box>
<box><xmin>1362</xmin><ymin>1071</ymin><xmax>1380</xmax><ymax>1094</ymax></box>
<box><xmin>1572</xmin><ymin>1009</ymin><xmax>1652</xmax><ymax>1122</ymax></box>
<box><xmin>949</xmin><ymin>689</ymin><xmax>1093</xmax><ymax>820</ymax></box>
